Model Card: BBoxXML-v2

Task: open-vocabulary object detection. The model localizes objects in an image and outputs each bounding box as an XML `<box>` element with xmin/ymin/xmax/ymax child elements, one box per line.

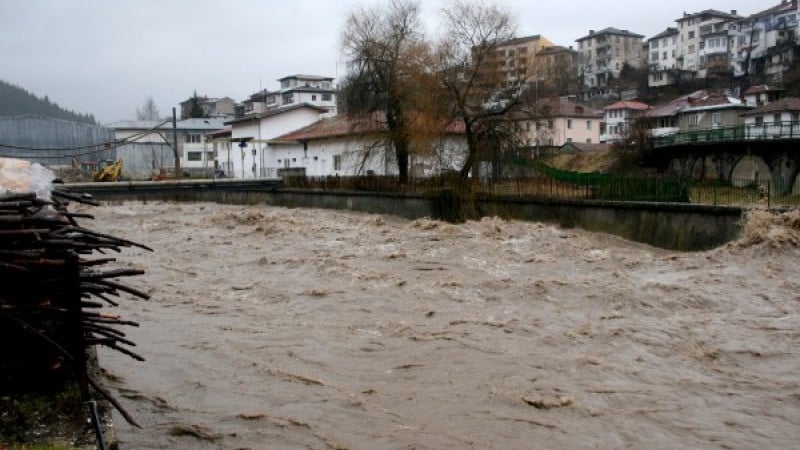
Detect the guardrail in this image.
<box><xmin>652</xmin><ymin>121</ymin><xmax>800</xmax><ymax>147</ymax></box>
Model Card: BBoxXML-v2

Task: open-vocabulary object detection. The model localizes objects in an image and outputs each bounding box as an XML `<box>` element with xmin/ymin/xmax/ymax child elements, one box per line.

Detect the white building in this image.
<box><xmin>223</xmin><ymin>103</ymin><xmax>330</xmax><ymax>179</ymax></box>
<box><xmin>267</xmin><ymin>115</ymin><xmax>467</xmax><ymax>177</ymax></box>
<box><xmin>601</xmin><ymin>101</ymin><xmax>652</xmax><ymax>143</ymax></box>
<box><xmin>729</xmin><ymin>0</ymin><xmax>799</xmax><ymax>83</ymax></box>
<box><xmin>675</xmin><ymin>9</ymin><xmax>741</xmax><ymax>74</ymax></box>
<box><xmin>647</xmin><ymin>27</ymin><xmax>680</xmax><ymax>87</ymax></box>
<box><xmin>242</xmin><ymin>74</ymin><xmax>337</xmax><ymax>117</ymax></box>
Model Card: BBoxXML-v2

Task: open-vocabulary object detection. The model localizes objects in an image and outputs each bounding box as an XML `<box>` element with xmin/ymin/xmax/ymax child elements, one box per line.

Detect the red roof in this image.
<box><xmin>603</xmin><ymin>101</ymin><xmax>652</xmax><ymax>111</ymax></box>
<box><xmin>270</xmin><ymin>114</ymin><xmax>465</xmax><ymax>143</ymax></box>
<box><xmin>741</xmin><ymin>97</ymin><xmax>800</xmax><ymax>116</ymax></box>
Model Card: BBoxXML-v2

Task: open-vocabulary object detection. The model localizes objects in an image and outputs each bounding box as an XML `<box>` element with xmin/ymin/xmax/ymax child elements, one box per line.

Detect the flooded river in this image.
<box><xmin>85</xmin><ymin>202</ymin><xmax>800</xmax><ymax>449</ymax></box>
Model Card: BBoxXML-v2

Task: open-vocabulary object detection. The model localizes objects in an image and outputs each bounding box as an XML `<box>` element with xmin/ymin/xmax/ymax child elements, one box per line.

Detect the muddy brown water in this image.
<box><xmin>84</xmin><ymin>202</ymin><xmax>800</xmax><ymax>449</ymax></box>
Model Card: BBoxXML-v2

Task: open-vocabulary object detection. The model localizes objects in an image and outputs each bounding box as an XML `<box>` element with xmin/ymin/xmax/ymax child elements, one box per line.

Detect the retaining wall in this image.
<box><xmin>67</xmin><ymin>180</ymin><xmax>744</xmax><ymax>251</ymax></box>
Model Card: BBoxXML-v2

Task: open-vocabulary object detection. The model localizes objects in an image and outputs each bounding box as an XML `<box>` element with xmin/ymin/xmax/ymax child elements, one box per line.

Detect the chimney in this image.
<box><xmin>731</xmin><ymin>10</ymin><xmax>737</xmax><ymax>15</ymax></box>
<box><xmin>589</xmin><ymin>30</ymin><xmax>595</xmax><ymax>35</ymax></box>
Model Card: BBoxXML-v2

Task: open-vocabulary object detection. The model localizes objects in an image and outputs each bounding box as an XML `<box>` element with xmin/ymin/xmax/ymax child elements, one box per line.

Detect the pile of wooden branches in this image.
<box><xmin>0</xmin><ymin>188</ymin><xmax>151</xmax><ymax>427</ymax></box>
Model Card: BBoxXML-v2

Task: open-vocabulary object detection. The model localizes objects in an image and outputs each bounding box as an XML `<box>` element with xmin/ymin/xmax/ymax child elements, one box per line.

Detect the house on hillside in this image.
<box><xmin>646</xmin><ymin>27</ymin><xmax>680</xmax><ymax>87</ymax></box>
<box><xmin>575</xmin><ymin>27</ymin><xmax>645</xmax><ymax>93</ymax></box>
<box><xmin>743</xmin><ymin>85</ymin><xmax>786</xmax><ymax>106</ymax></box>
<box><xmin>674</xmin><ymin>9</ymin><xmax>741</xmax><ymax>76</ymax></box>
<box><xmin>485</xmin><ymin>35</ymin><xmax>554</xmax><ymax>87</ymax></box>
<box><xmin>730</xmin><ymin>0</ymin><xmax>799</xmax><ymax>83</ymax></box>
<box><xmin>527</xmin><ymin>96</ymin><xmax>603</xmax><ymax>148</ymax></box>
<box><xmin>741</xmin><ymin>97</ymin><xmax>800</xmax><ymax>138</ymax></box>
<box><xmin>643</xmin><ymin>90</ymin><xmax>713</xmax><ymax>137</ymax></box>
<box><xmin>601</xmin><ymin>100</ymin><xmax>652</xmax><ymax>143</ymax></box>
<box><xmin>676</xmin><ymin>92</ymin><xmax>751</xmax><ymax>130</ymax></box>
<box><xmin>266</xmin><ymin>115</ymin><xmax>467</xmax><ymax>177</ymax></box>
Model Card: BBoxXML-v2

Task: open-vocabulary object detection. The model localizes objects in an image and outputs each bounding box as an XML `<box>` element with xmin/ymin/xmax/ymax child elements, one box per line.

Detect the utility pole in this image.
<box><xmin>172</xmin><ymin>107</ymin><xmax>181</xmax><ymax>178</ymax></box>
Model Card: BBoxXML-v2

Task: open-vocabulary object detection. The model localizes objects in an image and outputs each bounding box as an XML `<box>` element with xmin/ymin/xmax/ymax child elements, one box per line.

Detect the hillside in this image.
<box><xmin>0</xmin><ymin>79</ymin><xmax>95</xmax><ymax>124</ymax></box>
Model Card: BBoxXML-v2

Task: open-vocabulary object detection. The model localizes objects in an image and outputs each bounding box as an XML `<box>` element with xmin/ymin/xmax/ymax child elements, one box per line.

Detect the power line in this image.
<box><xmin>0</xmin><ymin>119</ymin><xmax>173</xmax><ymax>159</ymax></box>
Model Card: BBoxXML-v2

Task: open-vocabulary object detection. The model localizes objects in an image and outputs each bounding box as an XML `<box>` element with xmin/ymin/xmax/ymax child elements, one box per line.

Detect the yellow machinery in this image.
<box><xmin>92</xmin><ymin>159</ymin><xmax>123</xmax><ymax>182</ymax></box>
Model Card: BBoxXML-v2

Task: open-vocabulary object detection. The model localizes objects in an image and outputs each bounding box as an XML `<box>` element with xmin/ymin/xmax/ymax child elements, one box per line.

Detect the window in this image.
<box><xmin>755</xmin><ymin>117</ymin><xmax>763</xmax><ymax>126</ymax></box>
<box><xmin>282</xmin><ymin>92</ymin><xmax>294</xmax><ymax>104</ymax></box>
<box><xmin>333</xmin><ymin>155</ymin><xmax>341</xmax><ymax>171</ymax></box>
<box><xmin>792</xmin><ymin>113</ymin><xmax>799</xmax><ymax>123</ymax></box>
<box><xmin>651</xmin><ymin>51</ymin><xmax>659</xmax><ymax>61</ymax></box>
<box><xmin>586</xmin><ymin>139</ymin><xmax>592</xmax><ymax>143</ymax></box>
<box><xmin>774</xmin><ymin>113</ymin><xmax>781</xmax><ymax>123</ymax></box>
<box><xmin>312</xmin><ymin>95</ymin><xmax>317</xmax><ymax>101</ymax></box>
<box><xmin>547</xmin><ymin>120</ymin><xmax>554</xmax><ymax>129</ymax></box>
<box><xmin>586</xmin><ymin>121</ymin><xmax>592</xmax><ymax>130</ymax></box>
<box><xmin>567</xmin><ymin>137</ymin><xmax>573</xmax><ymax>142</ymax></box>
<box><xmin>688</xmin><ymin>31</ymin><xmax>695</xmax><ymax>39</ymax></box>
<box><xmin>652</xmin><ymin>40</ymin><xmax>659</xmax><ymax>48</ymax></box>
<box><xmin>712</xmin><ymin>112</ymin><xmax>721</xmax><ymax>126</ymax></box>
<box><xmin>187</xmin><ymin>152</ymin><xmax>202</xmax><ymax>161</ymax></box>
<box><xmin>688</xmin><ymin>44</ymin><xmax>695</xmax><ymax>53</ymax></box>
<box><xmin>184</xmin><ymin>134</ymin><xmax>201</xmax><ymax>143</ymax></box>
<box><xmin>663</xmin><ymin>51</ymin><xmax>668</xmax><ymax>60</ymax></box>
<box><xmin>689</xmin><ymin>113</ymin><xmax>699</xmax><ymax>127</ymax></box>
<box><xmin>322</xmin><ymin>93</ymin><xmax>332</xmax><ymax>101</ymax></box>
<box><xmin>567</xmin><ymin>119</ymin><xmax>572</xmax><ymax>129</ymax></box>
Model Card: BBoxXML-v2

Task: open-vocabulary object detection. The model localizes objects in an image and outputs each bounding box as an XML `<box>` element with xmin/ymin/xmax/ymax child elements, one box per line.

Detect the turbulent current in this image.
<box><xmin>84</xmin><ymin>202</ymin><xmax>800</xmax><ymax>449</ymax></box>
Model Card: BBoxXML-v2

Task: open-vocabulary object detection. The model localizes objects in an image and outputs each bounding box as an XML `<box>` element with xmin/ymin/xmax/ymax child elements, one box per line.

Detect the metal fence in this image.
<box><xmin>284</xmin><ymin>171</ymin><xmax>800</xmax><ymax>209</ymax></box>
<box><xmin>653</xmin><ymin>121</ymin><xmax>800</xmax><ymax>147</ymax></box>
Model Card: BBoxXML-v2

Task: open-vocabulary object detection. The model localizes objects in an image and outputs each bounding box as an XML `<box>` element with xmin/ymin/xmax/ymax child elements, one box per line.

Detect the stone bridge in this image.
<box><xmin>648</xmin><ymin>138</ymin><xmax>800</xmax><ymax>195</ymax></box>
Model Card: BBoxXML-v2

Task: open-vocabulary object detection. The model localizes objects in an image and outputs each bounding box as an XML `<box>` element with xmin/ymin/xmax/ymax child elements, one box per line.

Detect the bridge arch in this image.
<box><xmin>730</xmin><ymin>155</ymin><xmax>771</xmax><ymax>186</ymax></box>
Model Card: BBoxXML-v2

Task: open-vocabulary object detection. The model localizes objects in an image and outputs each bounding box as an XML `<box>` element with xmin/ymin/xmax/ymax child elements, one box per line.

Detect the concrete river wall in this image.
<box><xmin>67</xmin><ymin>179</ymin><xmax>744</xmax><ymax>251</ymax></box>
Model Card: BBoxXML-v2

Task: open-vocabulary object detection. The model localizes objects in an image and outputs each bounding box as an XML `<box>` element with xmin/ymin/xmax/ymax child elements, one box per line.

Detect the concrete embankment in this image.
<box><xmin>67</xmin><ymin>179</ymin><xmax>744</xmax><ymax>251</ymax></box>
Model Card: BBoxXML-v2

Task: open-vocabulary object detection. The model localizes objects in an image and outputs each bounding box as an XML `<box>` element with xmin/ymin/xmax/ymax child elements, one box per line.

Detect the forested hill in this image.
<box><xmin>0</xmin><ymin>79</ymin><xmax>96</xmax><ymax>124</ymax></box>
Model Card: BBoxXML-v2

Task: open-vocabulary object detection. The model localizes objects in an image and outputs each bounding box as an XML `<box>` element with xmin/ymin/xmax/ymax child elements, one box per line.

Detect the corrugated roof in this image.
<box><xmin>107</xmin><ymin>118</ymin><xmax>226</xmax><ymax>131</ymax></box>
<box><xmin>741</xmin><ymin>97</ymin><xmax>800</xmax><ymax>116</ymax></box>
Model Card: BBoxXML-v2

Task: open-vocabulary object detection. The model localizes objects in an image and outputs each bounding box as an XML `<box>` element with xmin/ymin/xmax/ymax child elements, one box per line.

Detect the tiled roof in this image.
<box><xmin>534</xmin><ymin>97</ymin><xmax>603</xmax><ymax>118</ymax></box>
<box><xmin>741</xmin><ymin>97</ymin><xmax>800</xmax><ymax>116</ymax></box>
<box><xmin>676</xmin><ymin>9</ymin><xmax>740</xmax><ymax>22</ymax></box>
<box><xmin>604</xmin><ymin>101</ymin><xmax>652</xmax><ymax>111</ymax></box>
<box><xmin>224</xmin><ymin>103</ymin><xmax>329</xmax><ymax>125</ymax></box>
<box><xmin>743</xmin><ymin>85</ymin><xmax>785</xmax><ymax>95</ymax></box>
<box><xmin>270</xmin><ymin>114</ymin><xmax>465</xmax><ymax>143</ymax></box>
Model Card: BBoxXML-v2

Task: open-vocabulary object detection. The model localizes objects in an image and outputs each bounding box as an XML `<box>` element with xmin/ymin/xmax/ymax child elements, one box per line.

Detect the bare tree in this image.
<box><xmin>436</xmin><ymin>0</ymin><xmax>528</xmax><ymax>183</ymax></box>
<box><xmin>340</xmin><ymin>0</ymin><xmax>433</xmax><ymax>184</ymax></box>
<box><xmin>135</xmin><ymin>96</ymin><xmax>160</xmax><ymax>121</ymax></box>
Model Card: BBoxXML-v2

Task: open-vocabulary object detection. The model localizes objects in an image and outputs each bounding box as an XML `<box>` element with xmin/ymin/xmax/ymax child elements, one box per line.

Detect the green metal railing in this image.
<box><xmin>652</xmin><ymin>121</ymin><xmax>800</xmax><ymax>147</ymax></box>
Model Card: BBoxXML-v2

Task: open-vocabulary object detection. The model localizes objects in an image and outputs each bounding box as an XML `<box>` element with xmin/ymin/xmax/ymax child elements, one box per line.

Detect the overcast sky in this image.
<box><xmin>1</xmin><ymin>0</ymin><xmax>763</xmax><ymax>123</ymax></box>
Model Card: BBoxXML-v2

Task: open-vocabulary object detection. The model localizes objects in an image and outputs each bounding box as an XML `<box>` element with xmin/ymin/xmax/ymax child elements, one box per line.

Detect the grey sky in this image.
<box><xmin>1</xmin><ymin>0</ymin><xmax>762</xmax><ymax>123</ymax></box>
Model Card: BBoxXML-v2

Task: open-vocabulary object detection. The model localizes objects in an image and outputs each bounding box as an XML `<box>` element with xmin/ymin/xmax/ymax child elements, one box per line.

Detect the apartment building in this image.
<box><xmin>533</xmin><ymin>45</ymin><xmax>579</xmax><ymax>95</ymax></box>
<box><xmin>647</xmin><ymin>27</ymin><xmax>680</xmax><ymax>87</ymax></box>
<box><xmin>576</xmin><ymin>27</ymin><xmax>645</xmax><ymax>90</ymax></box>
<box><xmin>488</xmin><ymin>35</ymin><xmax>554</xmax><ymax>86</ymax></box>
<box><xmin>729</xmin><ymin>0</ymin><xmax>799</xmax><ymax>83</ymax></box>
<box><xmin>675</xmin><ymin>9</ymin><xmax>741</xmax><ymax>74</ymax></box>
